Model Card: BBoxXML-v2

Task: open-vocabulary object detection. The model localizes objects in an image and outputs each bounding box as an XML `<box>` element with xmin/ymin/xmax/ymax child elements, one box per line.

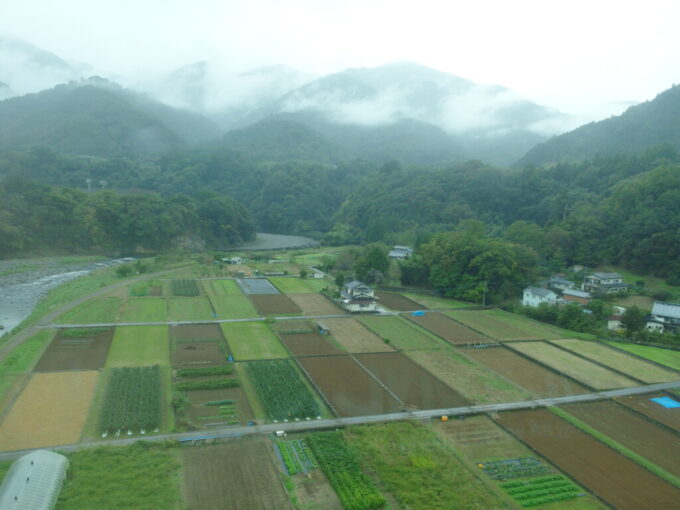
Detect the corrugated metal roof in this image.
<box><xmin>0</xmin><ymin>450</ymin><xmax>69</xmax><ymax>510</ymax></box>
<box><xmin>591</xmin><ymin>272</ymin><xmax>621</xmax><ymax>279</ymax></box>
<box><xmin>563</xmin><ymin>289</ymin><xmax>591</xmax><ymax>298</ymax></box>
<box><xmin>652</xmin><ymin>301</ymin><xmax>680</xmax><ymax>319</ymax></box>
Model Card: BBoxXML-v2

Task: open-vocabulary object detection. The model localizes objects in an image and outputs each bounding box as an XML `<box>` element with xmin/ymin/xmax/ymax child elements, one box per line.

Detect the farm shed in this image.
<box><xmin>0</xmin><ymin>450</ymin><xmax>69</xmax><ymax>510</ymax></box>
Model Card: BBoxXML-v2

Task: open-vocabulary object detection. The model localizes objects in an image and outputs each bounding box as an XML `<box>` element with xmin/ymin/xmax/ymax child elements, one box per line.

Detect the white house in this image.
<box><xmin>388</xmin><ymin>245</ymin><xmax>413</xmax><ymax>260</ymax></box>
<box><xmin>647</xmin><ymin>302</ymin><xmax>680</xmax><ymax>333</ymax></box>
<box><xmin>582</xmin><ymin>272</ymin><xmax>629</xmax><ymax>294</ymax></box>
<box><xmin>522</xmin><ymin>286</ymin><xmax>558</xmax><ymax>308</ymax></box>
<box><xmin>607</xmin><ymin>315</ymin><xmax>624</xmax><ymax>331</ymax></box>
<box><xmin>340</xmin><ymin>280</ymin><xmax>378</xmax><ymax>312</ymax></box>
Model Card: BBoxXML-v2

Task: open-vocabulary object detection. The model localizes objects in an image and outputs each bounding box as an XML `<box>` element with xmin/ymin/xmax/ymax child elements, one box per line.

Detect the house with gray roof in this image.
<box><xmin>582</xmin><ymin>272</ymin><xmax>629</xmax><ymax>294</ymax></box>
<box><xmin>340</xmin><ymin>280</ymin><xmax>377</xmax><ymax>312</ymax></box>
<box><xmin>646</xmin><ymin>301</ymin><xmax>680</xmax><ymax>333</ymax></box>
<box><xmin>522</xmin><ymin>286</ymin><xmax>558</xmax><ymax>308</ymax></box>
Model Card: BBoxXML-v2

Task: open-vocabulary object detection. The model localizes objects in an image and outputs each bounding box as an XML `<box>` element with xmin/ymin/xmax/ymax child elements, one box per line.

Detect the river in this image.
<box><xmin>0</xmin><ymin>258</ymin><xmax>124</xmax><ymax>335</ymax></box>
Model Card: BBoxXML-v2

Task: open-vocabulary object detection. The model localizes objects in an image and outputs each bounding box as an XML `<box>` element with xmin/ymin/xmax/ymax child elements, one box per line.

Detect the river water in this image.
<box><xmin>0</xmin><ymin>258</ymin><xmax>123</xmax><ymax>336</ymax></box>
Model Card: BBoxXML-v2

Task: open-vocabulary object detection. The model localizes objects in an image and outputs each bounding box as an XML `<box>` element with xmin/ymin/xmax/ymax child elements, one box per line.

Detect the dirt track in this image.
<box><xmin>497</xmin><ymin>409</ymin><xmax>680</xmax><ymax>510</ymax></box>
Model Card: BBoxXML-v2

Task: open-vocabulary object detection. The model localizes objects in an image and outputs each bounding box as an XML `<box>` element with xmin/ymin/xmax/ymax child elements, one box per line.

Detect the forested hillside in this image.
<box><xmin>0</xmin><ymin>79</ymin><xmax>220</xmax><ymax>157</ymax></box>
<box><xmin>517</xmin><ymin>85</ymin><xmax>680</xmax><ymax>166</ymax></box>
<box><xmin>0</xmin><ymin>178</ymin><xmax>254</xmax><ymax>257</ymax></box>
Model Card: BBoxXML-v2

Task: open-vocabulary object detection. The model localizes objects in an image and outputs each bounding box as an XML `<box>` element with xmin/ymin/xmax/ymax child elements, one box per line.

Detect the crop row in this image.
<box><xmin>61</xmin><ymin>327</ymin><xmax>110</xmax><ymax>338</ymax></box>
<box><xmin>307</xmin><ymin>431</ymin><xmax>385</xmax><ymax>510</ymax></box>
<box><xmin>500</xmin><ymin>474</ymin><xmax>580</xmax><ymax>507</ymax></box>
<box><xmin>481</xmin><ymin>457</ymin><xmax>551</xmax><ymax>480</ymax></box>
<box><xmin>277</xmin><ymin>439</ymin><xmax>317</xmax><ymax>475</ymax></box>
<box><xmin>176</xmin><ymin>365</ymin><xmax>233</xmax><ymax>377</ymax></box>
<box><xmin>205</xmin><ymin>398</ymin><xmax>234</xmax><ymax>406</ymax></box>
<box><xmin>175</xmin><ymin>378</ymin><xmax>239</xmax><ymax>391</ymax></box>
<box><xmin>171</xmin><ymin>279</ymin><xmax>200</xmax><ymax>296</ymax></box>
<box><xmin>100</xmin><ymin>365</ymin><xmax>161</xmax><ymax>434</ymax></box>
<box><xmin>247</xmin><ymin>360</ymin><xmax>320</xmax><ymax>421</ymax></box>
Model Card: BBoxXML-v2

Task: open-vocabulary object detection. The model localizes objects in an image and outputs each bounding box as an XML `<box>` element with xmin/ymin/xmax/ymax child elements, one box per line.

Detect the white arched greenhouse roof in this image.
<box><xmin>0</xmin><ymin>450</ymin><xmax>69</xmax><ymax>510</ymax></box>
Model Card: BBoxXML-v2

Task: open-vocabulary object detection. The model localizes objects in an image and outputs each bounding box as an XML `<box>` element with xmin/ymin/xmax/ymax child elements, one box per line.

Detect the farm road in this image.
<box><xmin>0</xmin><ymin>380</ymin><xmax>678</xmax><ymax>462</ymax></box>
<box><xmin>46</xmin><ymin>311</ymin><xmax>401</xmax><ymax>328</ymax></box>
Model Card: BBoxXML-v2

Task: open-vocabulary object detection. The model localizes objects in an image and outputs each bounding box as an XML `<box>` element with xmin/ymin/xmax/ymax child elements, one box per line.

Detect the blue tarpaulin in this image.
<box><xmin>411</xmin><ymin>311</ymin><xmax>425</xmax><ymax>317</ymax></box>
<box><xmin>650</xmin><ymin>397</ymin><xmax>680</xmax><ymax>409</ymax></box>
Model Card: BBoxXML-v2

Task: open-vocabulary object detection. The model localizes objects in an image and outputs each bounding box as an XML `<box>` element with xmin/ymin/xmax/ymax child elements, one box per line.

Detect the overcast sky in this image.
<box><xmin>2</xmin><ymin>0</ymin><xmax>680</xmax><ymax>121</ymax></box>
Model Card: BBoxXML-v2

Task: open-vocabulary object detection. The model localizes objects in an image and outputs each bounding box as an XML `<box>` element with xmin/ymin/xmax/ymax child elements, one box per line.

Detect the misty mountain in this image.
<box><xmin>0</xmin><ymin>78</ymin><xmax>220</xmax><ymax>157</ymax></box>
<box><xmin>151</xmin><ymin>61</ymin><xmax>314</xmax><ymax>128</ymax></box>
<box><xmin>0</xmin><ymin>36</ymin><xmax>92</xmax><ymax>98</ymax></box>
<box><xmin>232</xmin><ymin>62</ymin><xmax>561</xmax><ymax>166</ymax></box>
<box><xmin>517</xmin><ymin>84</ymin><xmax>680</xmax><ymax>167</ymax></box>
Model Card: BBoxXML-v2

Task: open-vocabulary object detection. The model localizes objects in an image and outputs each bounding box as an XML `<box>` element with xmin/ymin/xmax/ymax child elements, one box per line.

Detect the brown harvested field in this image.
<box><xmin>497</xmin><ymin>409</ymin><xmax>680</xmax><ymax>510</ymax></box>
<box><xmin>287</xmin><ymin>293</ymin><xmax>342</xmax><ymax>315</ymax></box>
<box><xmin>616</xmin><ymin>392</ymin><xmax>680</xmax><ymax>433</ymax></box>
<box><xmin>250</xmin><ymin>294</ymin><xmax>302</xmax><ymax>314</ymax></box>
<box><xmin>355</xmin><ymin>352</ymin><xmax>468</xmax><ymax>409</ymax></box>
<box><xmin>297</xmin><ymin>355</ymin><xmax>402</xmax><ymax>416</ymax></box>
<box><xmin>279</xmin><ymin>331</ymin><xmax>346</xmax><ymax>356</ymax></box>
<box><xmin>172</xmin><ymin>341</ymin><xmax>227</xmax><ymax>367</ymax></box>
<box><xmin>323</xmin><ymin>318</ymin><xmax>394</xmax><ymax>353</ymax></box>
<box><xmin>185</xmin><ymin>387</ymin><xmax>255</xmax><ymax>426</ymax></box>
<box><xmin>33</xmin><ymin>328</ymin><xmax>114</xmax><ymax>371</ymax></box>
<box><xmin>564</xmin><ymin>401</ymin><xmax>680</xmax><ymax>476</ymax></box>
<box><xmin>375</xmin><ymin>291</ymin><xmax>426</xmax><ymax>311</ymax></box>
<box><xmin>182</xmin><ymin>439</ymin><xmax>292</xmax><ymax>510</ymax></box>
<box><xmin>510</xmin><ymin>341</ymin><xmax>638</xmax><ymax>389</ymax></box>
<box><xmin>465</xmin><ymin>346</ymin><xmax>587</xmax><ymax>397</ymax></box>
<box><xmin>0</xmin><ymin>371</ymin><xmax>98</xmax><ymax>450</ymax></box>
<box><xmin>289</xmin><ymin>469</ymin><xmax>342</xmax><ymax>510</ymax></box>
<box><xmin>551</xmin><ymin>339</ymin><xmax>678</xmax><ymax>383</ymax></box>
<box><xmin>171</xmin><ymin>323</ymin><xmax>224</xmax><ymax>341</ymax></box>
<box><xmin>406</xmin><ymin>312</ymin><xmax>492</xmax><ymax>345</ymax></box>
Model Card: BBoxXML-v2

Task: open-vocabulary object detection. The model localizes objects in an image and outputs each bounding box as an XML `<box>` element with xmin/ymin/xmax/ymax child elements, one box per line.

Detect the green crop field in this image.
<box><xmin>106</xmin><ymin>326</ymin><xmax>170</xmax><ymax>367</ymax></box>
<box><xmin>447</xmin><ymin>309</ymin><xmax>570</xmax><ymax>340</ymax></box>
<box><xmin>209</xmin><ymin>295</ymin><xmax>259</xmax><ymax>319</ymax></box>
<box><xmin>402</xmin><ymin>293</ymin><xmax>470</xmax><ymax>309</ymax></box>
<box><xmin>201</xmin><ymin>279</ymin><xmax>242</xmax><ymax>296</ymax></box>
<box><xmin>167</xmin><ymin>297</ymin><xmax>214</xmax><ymax>321</ymax></box>
<box><xmin>247</xmin><ymin>359</ymin><xmax>321</xmax><ymax>420</ymax></box>
<box><xmin>56</xmin><ymin>443</ymin><xmax>182</xmax><ymax>509</ymax></box>
<box><xmin>605</xmin><ymin>342</ymin><xmax>680</xmax><ymax>371</ymax></box>
<box><xmin>345</xmin><ymin>421</ymin><xmax>504</xmax><ymax>509</ymax></box>
<box><xmin>56</xmin><ymin>298</ymin><xmax>121</xmax><ymax>324</ymax></box>
<box><xmin>119</xmin><ymin>298</ymin><xmax>167</xmax><ymax>322</ymax></box>
<box><xmin>358</xmin><ymin>315</ymin><xmax>444</xmax><ymax>350</ymax></box>
<box><xmin>553</xmin><ymin>339</ymin><xmax>678</xmax><ymax>383</ymax></box>
<box><xmin>221</xmin><ymin>322</ymin><xmax>289</xmax><ymax>360</ymax></box>
<box><xmin>100</xmin><ymin>365</ymin><xmax>162</xmax><ymax>434</ymax></box>
<box><xmin>269</xmin><ymin>276</ymin><xmax>317</xmax><ymax>293</ymax></box>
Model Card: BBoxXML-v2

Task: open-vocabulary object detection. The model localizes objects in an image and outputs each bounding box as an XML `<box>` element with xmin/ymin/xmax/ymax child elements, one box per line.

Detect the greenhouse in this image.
<box><xmin>0</xmin><ymin>450</ymin><xmax>69</xmax><ymax>510</ymax></box>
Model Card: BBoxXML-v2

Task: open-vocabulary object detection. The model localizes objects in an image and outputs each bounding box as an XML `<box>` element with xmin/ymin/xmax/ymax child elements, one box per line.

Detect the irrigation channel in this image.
<box><xmin>0</xmin><ymin>380</ymin><xmax>678</xmax><ymax>462</ymax></box>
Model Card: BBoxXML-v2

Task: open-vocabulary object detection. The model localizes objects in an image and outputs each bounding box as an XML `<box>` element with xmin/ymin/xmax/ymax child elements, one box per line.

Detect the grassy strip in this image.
<box><xmin>0</xmin><ymin>330</ymin><xmax>53</xmax><ymax>400</ymax></box>
<box><xmin>176</xmin><ymin>366</ymin><xmax>234</xmax><ymax>377</ymax></box>
<box><xmin>550</xmin><ymin>407</ymin><xmax>680</xmax><ymax>489</ymax></box>
<box><xmin>56</xmin><ymin>297</ymin><xmax>121</xmax><ymax>324</ymax></box>
<box><xmin>105</xmin><ymin>326</ymin><xmax>170</xmax><ymax>367</ymax></box>
<box><xmin>60</xmin><ymin>327</ymin><xmax>110</xmax><ymax>338</ymax></box>
<box><xmin>175</xmin><ymin>378</ymin><xmax>239</xmax><ymax>391</ymax></box>
<box><xmin>56</xmin><ymin>442</ymin><xmax>182</xmax><ymax>509</ymax></box>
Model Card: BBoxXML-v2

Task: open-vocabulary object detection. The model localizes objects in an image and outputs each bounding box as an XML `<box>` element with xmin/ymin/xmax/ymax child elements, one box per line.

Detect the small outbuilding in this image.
<box><xmin>0</xmin><ymin>450</ymin><xmax>69</xmax><ymax>510</ymax></box>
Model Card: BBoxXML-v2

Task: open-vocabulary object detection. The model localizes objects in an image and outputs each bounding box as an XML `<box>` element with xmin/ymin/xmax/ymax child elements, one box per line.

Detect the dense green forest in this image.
<box><xmin>0</xmin><ymin>178</ymin><xmax>254</xmax><ymax>257</ymax></box>
<box><xmin>2</xmin><ymin>143</ymin><xmax>679</xmax><ymax>284</ymax></box>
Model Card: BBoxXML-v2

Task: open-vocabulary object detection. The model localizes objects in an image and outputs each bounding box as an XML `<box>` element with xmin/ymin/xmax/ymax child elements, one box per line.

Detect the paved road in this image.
<box><xmin>1</xmin><ymin>380</ymin><xmax>677</xmax><ymax>462</ymax></box>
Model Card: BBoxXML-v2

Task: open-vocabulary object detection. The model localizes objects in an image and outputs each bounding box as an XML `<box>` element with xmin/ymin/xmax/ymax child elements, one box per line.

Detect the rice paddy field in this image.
<box><xmin>551</xmin><ymin>339</ymin><xmax>678</xmax><ymax>383</ymax></box>
<box><xmin>105</xmin><ymin>326</ymin><xmax>170</xmax><ymax>367</ymax></box>
<box><xmin>604</xmin><ymin>341</ymin><xmax>680</xmax><ymax>371</ymax></box>
<box><xmin>447</xmin><ymin>308</ymin><xmax>568</xmax><ymax>340</ymax></box>
<box><xmin>509</xmin><ymin>341</ymin><xmax>639</xmax><ymax>389</ymax></box>
<box><xmin>358</xmin><ymin>315</ymin><xmax>444</xmax><ymax>350</ymax></box>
